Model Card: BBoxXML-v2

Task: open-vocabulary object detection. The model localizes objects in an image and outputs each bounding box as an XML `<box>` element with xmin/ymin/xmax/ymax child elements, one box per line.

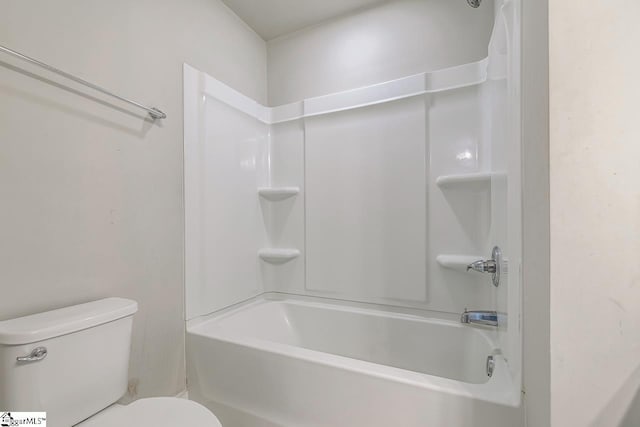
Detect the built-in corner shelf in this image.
<box><xmin>258</xmin><ymin>187</ymin><xmax>300</xmax><ymax>201</ymax></box>
<box><xmin>435</xmin><ymin>172</ymin><xmax>506</xmax><ymax>191</ymax></box>
<box><xmin>436</xmin><ymin>255</ymin><xmax>483</xmax><ymax>273</ymax></box>
<box><xmin>258</xmin><ymin>248</ymin><xmax>300</xmax><ymax>264</ymax></box>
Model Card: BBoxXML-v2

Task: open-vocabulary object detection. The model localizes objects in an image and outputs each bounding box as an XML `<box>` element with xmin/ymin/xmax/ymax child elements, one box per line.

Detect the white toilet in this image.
<box><xmin>0</xmin><ymin>298</ymin><xmax>222</xmax><ymax>427</ymax></box>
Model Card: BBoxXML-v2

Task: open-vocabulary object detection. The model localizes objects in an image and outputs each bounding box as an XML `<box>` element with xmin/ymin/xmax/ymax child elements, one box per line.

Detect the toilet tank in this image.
<box><xmin>0</xmin><ymin>298</ymin><xmax>138</xmax><ymax>426</ymax></box>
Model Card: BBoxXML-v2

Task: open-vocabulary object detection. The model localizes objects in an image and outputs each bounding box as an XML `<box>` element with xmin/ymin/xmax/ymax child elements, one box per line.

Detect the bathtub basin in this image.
<box><xmin>187</xmin><ymin>295</ymin><xmax>522</xmax><ymax>427</ymax></box>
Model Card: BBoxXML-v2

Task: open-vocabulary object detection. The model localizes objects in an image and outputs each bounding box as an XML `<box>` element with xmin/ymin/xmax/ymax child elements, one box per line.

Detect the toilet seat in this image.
<box><xmin>77</xmin><ymin>397</ymin><xmax>222</xmax><ymax>426</ymax></box>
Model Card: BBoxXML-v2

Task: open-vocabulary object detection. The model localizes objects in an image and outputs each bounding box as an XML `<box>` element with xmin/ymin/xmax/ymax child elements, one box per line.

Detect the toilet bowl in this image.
<box><xmin>78</xmin><ymin>397</ymin><xmax>221</xmax><ymax>426</ymax></box>
<box><xmin>0</xmin><ymin>298</ymin><xmax>222</xmax><ymax>427</ymax></box>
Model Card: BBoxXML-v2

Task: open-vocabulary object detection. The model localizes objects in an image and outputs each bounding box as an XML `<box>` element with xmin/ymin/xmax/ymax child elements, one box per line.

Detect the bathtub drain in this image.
<box><xmin>486</xmin><ymin>355</ymin><xmax>495</xmax><ymax>377</ymax></box>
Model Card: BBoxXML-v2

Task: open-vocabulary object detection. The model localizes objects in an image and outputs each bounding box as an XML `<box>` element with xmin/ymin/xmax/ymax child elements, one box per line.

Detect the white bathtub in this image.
<box><xmin>187</xmin><ymin>295</ymin><xmax>522</xmax><ymax>427</ymax></box>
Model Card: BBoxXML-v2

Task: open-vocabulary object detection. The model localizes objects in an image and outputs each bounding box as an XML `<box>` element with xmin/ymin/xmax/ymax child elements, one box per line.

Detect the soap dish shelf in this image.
<box><xmin>436</xmin><ymin>255</ymin><xmax>484</xmax><ymax>273</ymax></box>
<box><xmin>258</xmin><ymin>187</ymin><xmax>300</xmax><ymax>201</ymax></box>
<box><xmin>435</xmin><ymin>172</ymin><xmax>506</xmax><ymax>190</ymax></box>
<box><xmin>258</xmin><ymin>248</ymin><xmax>300</xmax><ymax>264</ymax></box>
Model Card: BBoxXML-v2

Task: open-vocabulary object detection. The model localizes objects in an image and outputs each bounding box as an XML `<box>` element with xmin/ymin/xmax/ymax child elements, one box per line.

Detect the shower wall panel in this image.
<box><xmin>260</xmin><ymin>120</ymin><xmax>306</xmax><ymax>295</ymax></box>
<box><xmin>304</xmin><ymin>97</ymin><xmax>428</xmax><ymax>305</ymax></box>
<box><xmin>185</xmin><ymin>92</ymin><xmax>269</xmax><ymax>319</ymax></box>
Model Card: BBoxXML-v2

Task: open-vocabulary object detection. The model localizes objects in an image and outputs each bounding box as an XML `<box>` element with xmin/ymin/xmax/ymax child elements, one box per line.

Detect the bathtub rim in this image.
<box><xmin>186</xmin><ymin>293</ymin><xmax>522</xmax><ymax>408</ymax></box>
<box><xmin>189</xmin><ymin>291</ymin><xmax>467</xmax><ymax>327</ymax></box>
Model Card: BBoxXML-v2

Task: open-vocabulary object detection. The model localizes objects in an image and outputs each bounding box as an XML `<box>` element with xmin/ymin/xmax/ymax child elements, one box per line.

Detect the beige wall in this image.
<box><xmin>267</xmin><ymin>0</ymin><xmax>494</xmax><ymax>106</ymax></box>
<box><xmin>522</xmin><ymin>0</ymin><xmax>550</xmax><ymax>425</ymax></box>
<box><xmin>550</xmin><ymin>0</ymin><xmax>640</xmax><ymax>425</ymax></box>
<box><xmin>0</xmin><ymin>0</ymin><xmax>266</xmax><ymax>399</ymax></box>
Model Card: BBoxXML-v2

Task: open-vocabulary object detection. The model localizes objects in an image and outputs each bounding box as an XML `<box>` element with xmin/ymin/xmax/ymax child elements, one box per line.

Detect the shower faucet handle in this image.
<box><xmin>466</xmin><ymin>246</ymin><xmax>502</xmax><ymax>287</ymax></box>
<box><xmin>467</xmin><ymin>259</ymin><xmax>497</xmax><ymax>273</ymax></box>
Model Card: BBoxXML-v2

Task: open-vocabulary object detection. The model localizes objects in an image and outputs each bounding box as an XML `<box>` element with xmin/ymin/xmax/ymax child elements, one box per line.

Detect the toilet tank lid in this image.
<box><xmin>0</xmin><ymin>298</ymin><xmax>138</xmax><ymax>345</ymax></box>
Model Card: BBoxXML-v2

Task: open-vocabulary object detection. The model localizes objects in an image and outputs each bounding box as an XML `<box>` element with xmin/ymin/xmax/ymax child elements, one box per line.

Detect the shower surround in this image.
<box><xmin>184</xmin><ymin>1</ymin><xmax>523</xmax><ymax>425</ymax></box>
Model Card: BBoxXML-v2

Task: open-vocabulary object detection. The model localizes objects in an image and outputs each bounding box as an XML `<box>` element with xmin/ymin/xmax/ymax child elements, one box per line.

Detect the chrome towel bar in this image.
<box><xmin>0</xmin><ymin>44</ymin><xmax>166</xmax><ymax>120</ymax></box>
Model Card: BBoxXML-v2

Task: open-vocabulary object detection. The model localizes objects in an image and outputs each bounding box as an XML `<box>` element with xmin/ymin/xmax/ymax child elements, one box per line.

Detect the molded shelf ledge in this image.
<box><xmin>436</xmin><ymin>172</ymin><xmax>506</xmax><ymax>190</ymax></box>
<box><xmin>259</xmin><ymin>249</ymin><xmax>300</xmax><ymax>264</ymax></box>
<box><xmin>258</xmin><ymin>187</ymin><xmax>300</xmax><ymax>201</ymax></box>
<box><xmin>436</xmin><ymin>255</ymin><xmax>484</xmax><ymax>272</ymax></box>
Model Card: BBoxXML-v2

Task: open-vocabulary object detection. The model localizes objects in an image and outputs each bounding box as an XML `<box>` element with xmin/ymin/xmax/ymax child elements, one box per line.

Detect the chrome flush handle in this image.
<box><xmin>16</xmin><ymin>346</ymin><xmax>48</xmax><ymax>363</ymax></box>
